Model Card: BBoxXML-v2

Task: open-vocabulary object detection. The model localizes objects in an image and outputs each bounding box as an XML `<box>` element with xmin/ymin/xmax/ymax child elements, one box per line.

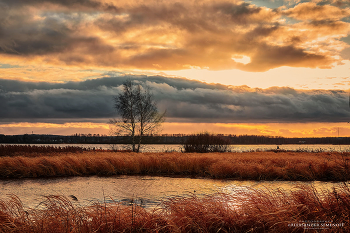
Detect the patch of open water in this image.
<box><xmin>0</xmin><ymin>176</ymin><xmax>346</xmax><ymax>209</ymax></box>
<box><xmin>2</xmin><ymin>143</ymin><xmax>350</xmax><ymax>152</ymax></box>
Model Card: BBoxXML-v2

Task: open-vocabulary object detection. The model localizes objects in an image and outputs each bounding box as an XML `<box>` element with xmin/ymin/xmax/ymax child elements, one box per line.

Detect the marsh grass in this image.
<box><xmin>0</xmin><ymin>184</ymin><xmax>349</xmax><ymax>232</ymax></box>
<box><xmin>0</xmin><ymin>151</ymin><xmax>349</xmax><ymax>181</ymax></box>
<box><xmin>0</xmin><ymin>145</ymin><xmax>87</xmax><ymax>157</ymax></box>
<box><xmin>0</xmin><ymin>145</ymin><xmax>131</xmax><ymax>158</ymax></box>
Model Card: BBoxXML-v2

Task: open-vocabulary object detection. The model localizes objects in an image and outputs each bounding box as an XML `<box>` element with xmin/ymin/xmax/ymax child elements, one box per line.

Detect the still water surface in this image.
<box><xmin>4</xmin><ymin>143</ymin><xmax>350</xmax><ymax>152</ymax></box>
<box><xmin>0</xmin><ymin>176</ymin><xmax>346</xmax><ymax>209</ymax></box>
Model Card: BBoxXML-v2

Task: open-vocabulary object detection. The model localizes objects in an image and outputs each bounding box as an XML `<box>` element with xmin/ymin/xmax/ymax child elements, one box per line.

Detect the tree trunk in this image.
<box><xmin>137</xmin><ymin>133</ymin><xmax>142</xmax><ymax>152</ymax></box>
<box><xmin>131</xmin><ymin>123</ymin><xmax>136</xmax><ymax>152</ymax></box>
<box><xmin>137</xmin><ymin>122</ymin><xmax>144</xmax><ymax>152</ymax></box>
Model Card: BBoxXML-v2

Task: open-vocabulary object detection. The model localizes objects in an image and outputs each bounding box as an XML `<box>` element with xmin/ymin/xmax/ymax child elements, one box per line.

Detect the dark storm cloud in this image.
<box><xmin>0</xmin><ymin>6</ymin><xmax>114</xmax><ymax>56</ymax></box>
<box><xmin>0</xmin><ymin>0</ymin><xmax>120</xmax><ymax>12</ymax></box>
<box><xmin>0</xmin><ymin>75</ymin><xmax>349</xmax><ymax>123</ymax></box>
<box><xmin>213</xmin><ymin>2</ymin><xmax>263</xmax><ymax>24</ymax></box>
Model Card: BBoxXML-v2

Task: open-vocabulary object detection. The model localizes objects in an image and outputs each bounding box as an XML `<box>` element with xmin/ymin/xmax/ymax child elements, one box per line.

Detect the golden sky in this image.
<box><xmin>1</xmin><ymin>0</ymin><xmax>350</xmax><ymax>137</ymax></box>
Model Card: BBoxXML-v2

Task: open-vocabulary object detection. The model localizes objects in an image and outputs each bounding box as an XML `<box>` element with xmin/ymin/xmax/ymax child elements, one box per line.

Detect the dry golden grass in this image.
<box><xmin>0</xmin><ymin>145</ymin><xmax>89</xmax><ymax>157</ymax></box>
<box><xmin>0</xmin><ymin>184</ymin><xmax>349</xmax><ymax>232</ymax></box>
<box><xmin>0</xmin><ymin>151</ymin><xmax>349</xmax><ymax>181</ymax></box>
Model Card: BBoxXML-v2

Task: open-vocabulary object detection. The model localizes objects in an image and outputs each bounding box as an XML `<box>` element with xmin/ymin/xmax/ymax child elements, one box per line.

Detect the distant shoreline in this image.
<box><xmin>2</xmin><ymin>133</ymin><xmax>350</xmax><ymax>145</ymax></box>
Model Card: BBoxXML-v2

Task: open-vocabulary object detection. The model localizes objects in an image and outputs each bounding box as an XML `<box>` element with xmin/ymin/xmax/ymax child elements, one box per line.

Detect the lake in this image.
<box><xmin>2</xmin><ymin>143</ymin><xmax>350</xmax><ymax>152</ymax></box>
<box><xmin>0</xmin><ymin>175</ymin><xmax>346</xmax><ymax>210</ymax></box>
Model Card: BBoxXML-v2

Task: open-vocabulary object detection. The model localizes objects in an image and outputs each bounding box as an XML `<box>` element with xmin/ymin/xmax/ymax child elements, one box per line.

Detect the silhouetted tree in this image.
<box><xmin>110</xmin><ymin>80</ymin><xmax>165</xmax><ymax>152</ymax></box>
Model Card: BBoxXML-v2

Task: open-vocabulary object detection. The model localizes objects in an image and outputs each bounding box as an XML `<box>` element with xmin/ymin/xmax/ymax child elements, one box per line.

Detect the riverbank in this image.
<box><xmin>0</xmin><ymin>151</ymin><xmax>349</xmax><ymax>181</ymax></box>
<box><xmin>0</xmin><ymin>184</ymin><xmax>349</xmax><ymax>232</ymax></box>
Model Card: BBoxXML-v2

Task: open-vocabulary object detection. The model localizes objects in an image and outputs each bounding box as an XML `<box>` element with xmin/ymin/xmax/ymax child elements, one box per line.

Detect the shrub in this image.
<box><xmin>182</xmin><ymin>133</ymin><xmax>230</xmax><ymax>153</ymax></box>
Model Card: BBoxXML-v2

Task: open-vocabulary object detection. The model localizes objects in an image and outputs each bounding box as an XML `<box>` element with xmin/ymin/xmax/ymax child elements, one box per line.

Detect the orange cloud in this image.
<box><xmin>283</xmin><ymin>2</ymin><xmax>350</xmax><ymax>21</ymax></box>
<box><xmin>0</xmin><ymin>122</ymin><xmax>111</xmax><ymax>136</ymax></box>
<box><xmin>0</xmin><ymin>0</ymin><xmax>347</xmax><ymax>73</ymax></box>
<box><xmin>0</xmin><ymin>63</ymin><xmax>102</xmax><ymax>82</ymax></box>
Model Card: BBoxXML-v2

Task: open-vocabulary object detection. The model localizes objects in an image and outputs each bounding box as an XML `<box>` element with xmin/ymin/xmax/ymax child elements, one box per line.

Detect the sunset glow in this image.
<box><xmin>1</xmin><ymin>0</ymin><xmax>350</xmax><ymax>137</ymax></box>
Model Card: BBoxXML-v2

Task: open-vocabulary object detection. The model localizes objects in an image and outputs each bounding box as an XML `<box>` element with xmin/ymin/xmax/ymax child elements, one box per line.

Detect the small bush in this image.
<box><xmin>182</xmin><ymin>133</ymin><xmax>230</xmax><ymax>153</ymax></box>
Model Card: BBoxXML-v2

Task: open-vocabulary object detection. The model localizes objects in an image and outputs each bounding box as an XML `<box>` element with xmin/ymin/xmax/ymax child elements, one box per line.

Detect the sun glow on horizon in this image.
<box><xmin>1</xmin><ymin>122</ymin><xmax>350</xmax><ymax>138</ymax></box>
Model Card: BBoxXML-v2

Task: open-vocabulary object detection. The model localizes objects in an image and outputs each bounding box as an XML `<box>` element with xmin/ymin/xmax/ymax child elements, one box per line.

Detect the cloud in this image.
<box><xmin>0</xmin><ymin>0</ymin><xmax>348</xmax><ymax>72</ymax></box>
<box><xmin>283</xmin><ymin>1</ymin><xmax>350</xmax><ymax>21</ymax></box>
<box><xmin>0</xmin><ymin>75</ymin><xmax>349</xmax><ymax>123</ymax></box>
<box><xmin>0</xmin><ymin>0</ymin><xmax>120</xmax><ymax>12</ymax></box>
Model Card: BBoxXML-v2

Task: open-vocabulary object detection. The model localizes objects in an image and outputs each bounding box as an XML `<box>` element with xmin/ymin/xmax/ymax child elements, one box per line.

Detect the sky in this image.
<box><xmin>1</xmin><ymin>0</ymin><xmax>350</xmax><ymax>137</ymax></box>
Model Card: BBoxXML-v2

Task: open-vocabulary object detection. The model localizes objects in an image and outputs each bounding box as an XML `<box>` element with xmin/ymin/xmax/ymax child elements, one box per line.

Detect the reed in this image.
<box><xmin>0</xmin><ymin>145</ymin><xmax>88</xmax><ymax>157</ymax></box>
<box><xmin>0</xmin><ymin>145</ymin><xmax>130</xmax><ymax>157</ymax></box>
<box><xmin>0</xmin><ymin>151</ymin><xmax>349</xmax><ymax>181</ymax></box>
<box><xmin>0</xmin><ymin>184</ymin><xmax>349</xmax><ymax>232</ymax></box>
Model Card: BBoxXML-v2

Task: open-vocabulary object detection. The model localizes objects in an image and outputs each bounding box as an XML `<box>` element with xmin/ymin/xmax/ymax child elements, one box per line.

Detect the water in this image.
<box><xmin>1</xmin><ymin>143</ymin><xmax>348</xmax><ymax>210</ymax></box>
<box><xmin>2</xmin><ymin>143</ymin><xmax>350</xmax><ymax>152</ymax></box>
<box><xmin>0</xmin><ymin>176</ymin><xmax>346</xmax><ymax>209</ymax></box>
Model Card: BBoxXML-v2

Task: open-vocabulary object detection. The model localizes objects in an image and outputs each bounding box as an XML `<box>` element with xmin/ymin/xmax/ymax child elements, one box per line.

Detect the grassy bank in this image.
<box><xmin>0</xmin><ymin>151</ymin><xmax>349</xmax><ymax>181</ymax></box>
<box><xmin>0</xmin><ymin>184</ymin><xmax>349</xmax><ymax>232</ymax></box>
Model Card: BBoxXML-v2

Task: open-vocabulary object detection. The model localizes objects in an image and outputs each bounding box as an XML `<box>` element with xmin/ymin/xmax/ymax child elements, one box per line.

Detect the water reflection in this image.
<box><xmin>2</xmin><ymin>143</ymin><xmax>350</xmax><ymax>152</ymax></box>
<box><xmin>0</xmin><ymin>176</ymin><xmax>346</xmax><ymax>210</ymax></box>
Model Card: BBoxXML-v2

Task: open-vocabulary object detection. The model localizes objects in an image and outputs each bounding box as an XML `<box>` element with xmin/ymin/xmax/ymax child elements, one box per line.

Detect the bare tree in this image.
<box><xmin>110</xmin><ymin>80</ymin><xmax>165</xmax><ymax>152</ymax></box>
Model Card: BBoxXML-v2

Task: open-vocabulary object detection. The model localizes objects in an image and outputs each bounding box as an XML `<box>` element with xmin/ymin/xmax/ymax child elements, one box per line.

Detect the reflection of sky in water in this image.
<box><xmin>0</xmin><ymin>176</ymin><xmax>346</xmax><ymax>209</ymax></box>
<box><xmin>3</xmin><ymin>144</ymin><xmax>350</xmax><ymax>152</ymax></box>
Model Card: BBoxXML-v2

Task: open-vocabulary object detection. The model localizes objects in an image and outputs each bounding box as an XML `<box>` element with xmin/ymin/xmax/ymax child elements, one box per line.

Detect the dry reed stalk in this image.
<box><xmin>2</xmin><ymin>184</ymin><xmax>349</xmax><ymax>232</ymax></box>
<box><xmin>0</xmin><ymin>145</ymin><xmax>89</xmax><ymax>157</ymax></box>
<box><xmin>0</xmin><ymin>152</ymin><xmax>349</xmax><ymax>181</ymax></box>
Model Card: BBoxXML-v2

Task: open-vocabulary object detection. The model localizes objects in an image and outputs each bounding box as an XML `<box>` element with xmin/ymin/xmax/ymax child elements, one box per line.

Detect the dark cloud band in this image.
<box><xmin>0</xmin><ymin>75</ymin><xmax>349</xmax><ymax>123</ymax></box>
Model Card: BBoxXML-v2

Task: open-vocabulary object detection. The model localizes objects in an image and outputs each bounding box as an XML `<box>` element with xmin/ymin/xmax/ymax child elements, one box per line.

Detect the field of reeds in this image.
<box><xmin>0</xmin><ymin>145</ymin><xmax>88</xmax><ymax>157</ymax></box>
<box><xmin>0</xmin><ymin>145</ymin><xmax>129</xmax><ymax>157</ymax></box>
<box><xmin>0</xmin><ymin>184</ymin><xmax>349</xmax><ymax>232</ymax></box>
<box><xmin>0</xmin><ymin>145</ymin><xmax>349</xmax><ymax>180</ymax></box>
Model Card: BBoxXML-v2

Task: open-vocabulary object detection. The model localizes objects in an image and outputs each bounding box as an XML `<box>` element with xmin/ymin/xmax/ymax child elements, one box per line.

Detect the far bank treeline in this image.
<box><xmin>1</xmin><ymin>133</ymin><xmax>350</xmax><ymax>145</ymax></box>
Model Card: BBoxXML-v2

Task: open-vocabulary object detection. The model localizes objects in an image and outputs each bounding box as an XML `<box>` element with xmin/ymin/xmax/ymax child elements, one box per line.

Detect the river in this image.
<box><xmin>0</xmin><ymin>176</ymin><xmax>346</xmax><ymax>210</ymax></box>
